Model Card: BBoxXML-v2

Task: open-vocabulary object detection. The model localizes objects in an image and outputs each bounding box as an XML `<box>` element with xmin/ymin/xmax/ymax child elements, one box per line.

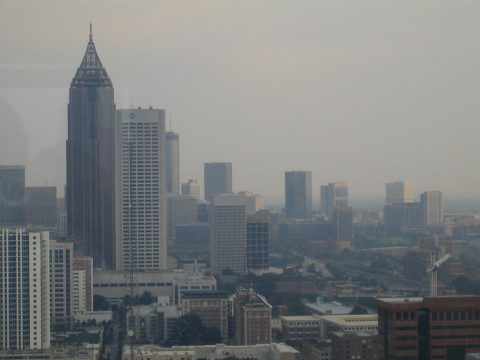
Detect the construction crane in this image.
<box><xmin>427</xmin><ymin>252</ymin><xmax>451</xmax><ymax>297</ymax></box>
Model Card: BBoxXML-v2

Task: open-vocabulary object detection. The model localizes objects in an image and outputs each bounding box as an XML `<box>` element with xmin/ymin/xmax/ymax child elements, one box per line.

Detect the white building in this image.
<box><xmin>93</xmin><ymin>270</ymin><xmax>216</xmax><ymax>305</ymax></box>
<box><xmin>49</xmin><ymin>240</ymin><xmax>73</xmax><ymax>327</ymax></box>
<box><xmin>210</xmin><ymin>194</ymin><xmax>247</xmax><ymax>275</ymax></box>
<box><xmin>115</xmin><ymin>108</ymin><xmax>167</xmax><ymax>271</ymax></box>
<box><xmin>181</xmin><ymin>179</ymin><xmax>202</xmax><ymax>201</ymax></box>
<box><xmin>0</xmin><ymin>229</ymin><xmax>50</xmax><ymax>350</ymax></box>
<box><xmin>319</xmin><ymin>314</ymin><xmax>378</xmax><ymax>339</ymax></box>
<box><xmin>238</xmin><ymin>191</ymin><xmax>265</xmax><ymax>214</ymax></box>
<box><xmin>385</xmin><ymin>181</ymin><xmax>415</xmax><ymax>205</ymax></box>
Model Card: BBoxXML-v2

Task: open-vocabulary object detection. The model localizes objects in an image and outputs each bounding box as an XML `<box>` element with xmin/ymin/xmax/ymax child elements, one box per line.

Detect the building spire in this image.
<box><xmin>89</xmin><ymin>23</ymin><xmax>93</xmax><ymax>42</ymax></box>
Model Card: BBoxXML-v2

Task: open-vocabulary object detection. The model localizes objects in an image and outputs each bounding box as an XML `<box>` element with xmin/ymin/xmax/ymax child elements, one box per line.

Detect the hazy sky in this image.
<box><xmin>1</xmin><ymin>0</ymin><xmax>480</xmax><ymax>204</ymax></box>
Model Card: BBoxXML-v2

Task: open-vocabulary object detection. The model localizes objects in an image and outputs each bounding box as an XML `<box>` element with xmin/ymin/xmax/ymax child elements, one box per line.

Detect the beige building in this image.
<box><xmin>385</xmin><ymin>181</ymin><xmax>415</xmax><ymax>205</ymax></box>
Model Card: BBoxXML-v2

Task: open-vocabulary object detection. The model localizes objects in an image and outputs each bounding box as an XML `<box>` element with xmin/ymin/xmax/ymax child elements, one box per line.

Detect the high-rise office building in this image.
<box><xmin>234</xmin><ymin>288</ymin><xmax>272</xmax><ymax>345</ymax></box>
<box><xmin>285</xmin><ymin>171</ymin><xmax>312</xmax><ymax>219</ymax></box>
<box><xmin>0</xmin><ymin>165</ymin><xmax>25</xmax><ymax>227</ymax></box>
<box><xmin>376</xmin><ymin>296</ymin><xmax>480</xmax><ymax>359</ymax></box>
<box><xmin>204</xmin><ymin>162</ymin><xmax>233</xmax><ymax>201</ymax></box>
<box><xmin>26</xmin><ymin>186</ymin><xmax>57</xmax><ymax>229</ymax></box>
<box><xmin>383</xmin><ymin>202</ymin><xmax>424</xmax><ymax>235</ymax></box>
<box><xmin>49</xmin><ymin>240</ymin><xmax>73</xmax><ymax>327</ymax></box>
<box><xmin>320</xmin><ymin>182</ymin><xmax>348</xmax><ymax>219</ymax></box>
<box><xmin>239</xmin><ymin>191</ymin><xmax>265</xmax><ymax>215</ymax></box>
<box><xmin>165</xmin><ymin>131</ymin><xmax>179</xmax><ymax>194</ymax></box>
<box><xmin>331</xmin><ymin>207</ymin><xmax>353</xmax><ymax>252</ymax></box>
<box><xmin>73</xmin><ymin>255</ymin><xmax>93</xmax><ymax>312</ymax></box>
<box><xmin>72</xmin><ymin>269</ymin><xmax>87</xmax><ymax>314</ymax></box>
<box><xmin>167</xmin><ymin>193</ymin><xmax>197</xmax><ymax>241</ymax></box>
<box><xmin>385</xmin><ymin>181</ymin><xmax>415</xmax><ymax>205</ymax></box>
<box><xmin>66</xmin><ymin>27</ymin><xmax>116</xmax><ymax>269</ymax></box>
<box><xmin>0</xmin><ymin>229</ymin><xmax>50</xmax><ymax>350</ymax></box>
<box><xmin>181</xmin><ymin>179</ymin><xmax>202</xmax><ymax>201</ymax></box>
<box><xmin>114</xmin><ymin>108</ymin><xmax>167</xmax><ymax>271</ymax></box>
<box><xmin>247</xmin><ymin>215</ymin><xmax>270</xmax><ymax>271</ymax></box>
<box><xmin>421</xmin><ymin>191</ymin><xmax>444</xmax><ymax>226</ymax></box>
<box><xmin>209</xmin><ymin>194</ymin><xmax>247</xmax><ymax>275</ymax></box>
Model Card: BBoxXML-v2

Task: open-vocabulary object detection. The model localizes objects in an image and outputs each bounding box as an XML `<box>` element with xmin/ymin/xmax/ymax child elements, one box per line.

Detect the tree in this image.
<box><xmin>169</xmin><ymin>313</ymin><xmax>221</xmax><ymax>346</ymax></box>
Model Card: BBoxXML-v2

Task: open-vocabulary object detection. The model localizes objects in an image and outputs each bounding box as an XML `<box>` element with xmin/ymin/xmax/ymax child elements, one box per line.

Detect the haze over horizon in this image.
<box><xmin>1</xmin><ymin>0</ymin><xmax>480</xmax><ymax>203</ymax></box>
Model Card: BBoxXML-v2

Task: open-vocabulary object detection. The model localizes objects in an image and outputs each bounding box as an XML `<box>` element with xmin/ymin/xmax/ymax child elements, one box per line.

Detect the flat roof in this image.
<box><xmin>320</xmin><ymin>314</ymin><xmax>378</xmax><ymax>327</ymax></box>
<box><xmin>306</xmin><ymin>301</ymin><xmax>353</xmax><ymax>315</ymax></box>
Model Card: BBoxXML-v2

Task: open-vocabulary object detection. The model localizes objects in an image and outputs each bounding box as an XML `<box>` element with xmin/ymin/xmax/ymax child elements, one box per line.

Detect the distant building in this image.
<box><xmin>239</xmin><ymin>191</ymin><xmax>265</xmax><ymax>214</ymax></box>
<box><xmin>115</xmin><ymin>108</ymin><xmax>167</xmax><ymax>271</ymax></box>
<box><xmin>319</xmin><ymin>314</ymin><xmax>378</xmax><ymax>339</ymax></box>
<box><xmin>421</xmin><ymin>190</ymin><xmax>444</xmax><ymax>226</ymax></box>
<box><xmin>165</xmin><ymin>131</ymin><xmax>180</xmax><ymax>194</ymax></box>
<box><xmin>320</xmin><ymin>182</ymin><xmax>348</xmax><ymax>219</ymax></box>
<box><xmin>167</xmin><ymin>194</ymin><xmax>198</xmax><ymax>241</ymax></box>
<box><xmin>331</xmin><ymin>207</ymin><xmax>353</xmax><ymax>252</ymax></box>
<box><xmin>181</xmin><ymin>179</ymin><xmax>201</xmax><ymax>200</ymax></box>
<box><xmin>209</xmin><ymin>194</ymin><xmax>247</xmax><ymax>275</ymax></box>
<box><xmin>0</xmin><ymin>229</ymin><xmax>50</xmax><ymax>350</ymax></box>
<box><xmin>49</xmin><ymin>240</ymin><xmax>73</xmax><ymax>327</ymax></box>
<box><xmin>72</xmin><ymin>255</ymin><xmax>93</xmax><ymax>312</ymax></box>
<box><xmin>234</xmin><ymin>288</ymin><xmax>272</xmax><ymax>345</ymax></box>
<box><xmin>181</xmin><ymin>291</ymin><xmax>230</xmax><ymax>340</ymax></box>
<box><xmin>285</xmin><ymin>171</ymin><xmax>312</xmax><ymax>219</ymax></box>
<box><xmin>26</xmin><ymin>186</ymin><xmax>57</xmax><ymax>229</ymax></box>
<box><xmin>197</xmin><ymin>201</ymin><xmax>210</xmax><ymax>222</ymax></box>
<box><xmin>385</xmin><ymin>181</ymin><xmax>415</xmax><ymax>205</ymax></box>
<box><xmin>72</xmin><ymin>269</ymin><xmax>87</xmax><ymax>314</ymax></box>
<box><xmin>247</xmin><ymin>215</ymin><xmax>270</xmax><ymax>272</ymax></box>
<box><xmin>0</xmin><ymin>165</ymin><xmax>25</xmax><ymax>227</ymax></box>
<box><xmin>204</xmin><ymin>162</ymin><xmax>233</xmax><ymax>201</ymax></box>
<box><xmin>383</xmin><ymin>202</ymin><xmax>423</xmax><ymax>235</ymax></box>
<box><xmin>170</xmin><ymin>223</ymin><xmax>210</xmax><ymax>260</ymax></box>
<box><xmin>376</xmin><ymin>296</ymin><xmax>480</xmax><ymax>359</ymax></box>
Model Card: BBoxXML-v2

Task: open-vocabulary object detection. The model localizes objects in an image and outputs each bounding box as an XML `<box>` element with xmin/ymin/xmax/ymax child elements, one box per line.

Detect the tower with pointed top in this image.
<box><xmin>66</xmin><ymin>26</ymin><xmax>116</xmax><ymax>269</ymax></box>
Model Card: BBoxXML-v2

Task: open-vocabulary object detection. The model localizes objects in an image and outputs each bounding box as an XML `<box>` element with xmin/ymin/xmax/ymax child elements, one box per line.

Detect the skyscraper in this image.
<box><xmin>320</xmin><ymin>182</ymin><xmax>348</xmax><ymax>219</ymax></box>
<box><xmin>165</xmin><ymin>131</ymin><xmax>180</xmax><ymax>193</ymax></box>
<box><xmin>181</xmin><ymin>179</ymin><xmax>202</xmax><ymax>201</ymax></box>
<box><xmin>0</xmin><ymin>165</ymin><xmax>25</xmax><ymax>227</ymax></box>
<box><xmin>204</xmin><ymin>162</ymin><xmax>233</xmax><ymax>201</ymax></box>
<box><xmin>385</xmin><ymin>181</ymin><xmax>415</xmax><ymax>205</ymax></box>
<box><xmin>421</xmin><ymin>191</ymin><xmax>444</xmax><ymax>226</ymax></box>
<box><xmin>66</xmin><ymin>26</ymin><xmax>116</xmax><ymax>269</ymax></box>
<box><xmin>0</xmin><ymin>229</ymin><xmax>50</xmax><ymax>350</ymax></box>
<box><xmin>114</xmin><ymin>108</ymin><xmax>167</xmax><ymax>271</ymax></box>
<box><xmin>285</xmin><ymin>171</ymin><xmax>312</xmax><ymax>219</ymax></box>
<box><xmin>246</xmin><ymin>215</ymin><xmax>270</xmax><ymax>272</ymax></box>
<box><xmin>26</xmin><ymin>186</ymin><xmax>57</xmax><ymax>229</ymax></box>
<box><xmin>167</xmin><ymin>194</ymin><xmax>197</xmax><ymax>242</ymax></box>
<box><xmin>209</xmin><ymin>194</ymin><xmax>247</xmax><ymax>275</ymax></box>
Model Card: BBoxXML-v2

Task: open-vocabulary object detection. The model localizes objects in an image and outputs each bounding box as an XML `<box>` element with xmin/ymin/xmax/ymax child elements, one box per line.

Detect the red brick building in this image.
<box><xmin>376</xmin><ymin>296</ymin><xmax>480</xmax><ymax>359</ymax></box>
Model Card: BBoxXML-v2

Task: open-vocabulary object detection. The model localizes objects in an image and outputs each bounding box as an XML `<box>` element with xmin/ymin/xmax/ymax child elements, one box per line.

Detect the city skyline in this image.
<box><xmin>2</xmin><ymin>1</ymin><xmax>480</xmax><ymax>202</ymax></box>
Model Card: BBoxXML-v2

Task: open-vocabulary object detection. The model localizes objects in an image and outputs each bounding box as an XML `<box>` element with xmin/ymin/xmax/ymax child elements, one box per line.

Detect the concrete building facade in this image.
<box><xmin>204</xmin><ymin>163</ymin><xmax>233</xmax><ymax>201</ymax></box>
<box><xmin>285</xmin><ymin>171</ymin><xmax>312</xmax><ymax>219</ymax></box>
<box><xmin>0</xmin><ymin>165</ymin><xmax>25</xmax><ymax>227</ymax></box>
<box><xmin>165</xmin><ymin>131</ymin><xmax>180</xmax><ymax>194</ymax></box>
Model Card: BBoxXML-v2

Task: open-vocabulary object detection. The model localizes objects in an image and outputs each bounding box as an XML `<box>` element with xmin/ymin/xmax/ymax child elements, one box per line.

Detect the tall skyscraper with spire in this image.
<box><xmin>66</xmin><ymin>25</ymin><xmax>116</xmax><ymax>269</ymax></box>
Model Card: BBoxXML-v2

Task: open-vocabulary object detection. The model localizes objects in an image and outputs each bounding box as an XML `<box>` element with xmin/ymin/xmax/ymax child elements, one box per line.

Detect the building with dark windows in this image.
<box><xmin>285</xmin><ymin>171</ymin><xmax>312</xmax><ymax>219</ymax></box>
<box><xmin>165</xmin><ymin>131</ymin><xmax>180</xmax><ymax>194</ymax></box>
<box><xmin>331</xmin><ymin>207</ymin><xmax>353</xmax><ymax>252</ymax></box>
<box><xmin>376</xmin><ymin>296</ymin><xmax>480</xmax><ymax>360</ymax></box>
<box><xmin>114</xmin><ymin>108</ymin><xmax>167</xmax><ymax>271</ymax></box>
<box><xmin>26</xmin><ymin>186</ymin><xmax>57</xmax><ymax>229</ymax></box>
<box><xmin>49</xmin><ymin>240</ymin><xmax>73</xmax><ymax>327</ymax></box>
<box><xmin>204</xmin><ymin>162</ymin><xmax>233</xmax><ymax>201</ymax></box>
<box><xmin>320</xmin><ymin>181</ymin><xmax>348</xmax><ymax>220</ymax></box>
<box><xmin>66</xmin><ymin>26</ymin><xmax>116</xmax><ymax>269</ymax></box>
<box><xmin>247</xmin><ymin>215</ymin><xmax>270</xmax><ymax>272</ymax></box>
<box><xmin>0</xmin><ymin>165</ymin><xmax>25</xmax><ymax>227</ymax></box>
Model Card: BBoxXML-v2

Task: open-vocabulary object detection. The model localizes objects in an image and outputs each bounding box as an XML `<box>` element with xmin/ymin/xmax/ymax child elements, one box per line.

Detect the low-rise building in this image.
<box><xmin>330</xmin><ymin>331</ymin><xmax>379</xmax><ymax>360</ymax></box>
<box><xmin>319</xmin><ymin>314</ymin><xmax>378</xmax><ymax>339</ymax></box>
<box><xmin>122</xmin><ymin>343</ymin><xmax>299</xmax><ymax>360</ymax></box>
<box><xmin>280</xmin><ymin>316</ymin><xmax>321</xmax><ymax>341</ymax></box>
